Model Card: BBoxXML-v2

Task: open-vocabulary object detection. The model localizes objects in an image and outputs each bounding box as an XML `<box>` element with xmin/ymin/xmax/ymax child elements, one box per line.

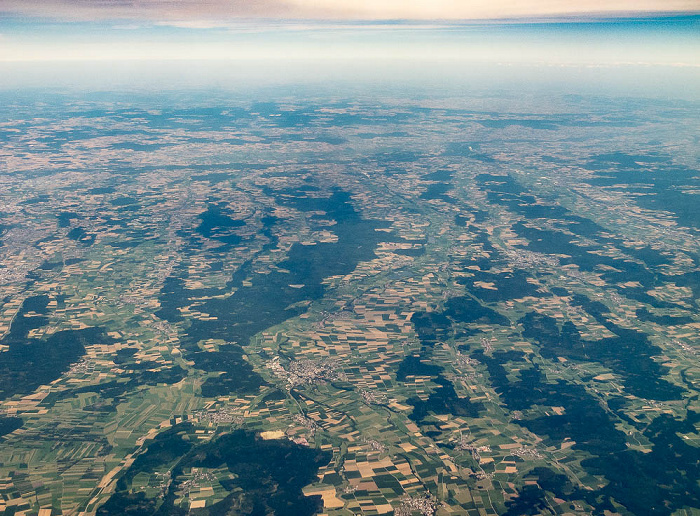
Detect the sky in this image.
<box><xmin>0</xmin><ymin>0</ymin><xmax>698</xmax><ymax>21</ymax></box>
<box><xmin>0</xmin><ymin>1</ymin><xmax>697</xmax><ymax>97</ymax></box>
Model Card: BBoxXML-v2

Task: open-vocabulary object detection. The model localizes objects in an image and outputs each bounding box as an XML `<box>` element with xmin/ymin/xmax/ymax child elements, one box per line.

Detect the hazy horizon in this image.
<box><xmin>1</xmin><ymin>15</ymin><xmax>698</xmax><ymax>100</ymax></box>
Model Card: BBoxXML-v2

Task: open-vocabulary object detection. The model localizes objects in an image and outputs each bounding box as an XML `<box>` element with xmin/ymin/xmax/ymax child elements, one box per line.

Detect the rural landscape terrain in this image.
<box><xmin>0</xmin><ymin>89</ymin><xmax>698</xmax><ymax>515</ymax></box>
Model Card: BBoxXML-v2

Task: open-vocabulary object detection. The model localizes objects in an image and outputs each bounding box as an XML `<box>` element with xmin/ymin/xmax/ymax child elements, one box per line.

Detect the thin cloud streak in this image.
<box><xmin>0</xmin><ymin>0</ymin><xmax>697</xmax><ymax>21</ymax></box>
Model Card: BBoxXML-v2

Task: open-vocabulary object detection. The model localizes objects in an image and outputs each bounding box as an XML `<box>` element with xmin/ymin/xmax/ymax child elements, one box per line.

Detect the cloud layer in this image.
<box><xmin>1</xmin><ymin>0</ymin><xmax>698</xmax><ymax>21</ymax></box>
